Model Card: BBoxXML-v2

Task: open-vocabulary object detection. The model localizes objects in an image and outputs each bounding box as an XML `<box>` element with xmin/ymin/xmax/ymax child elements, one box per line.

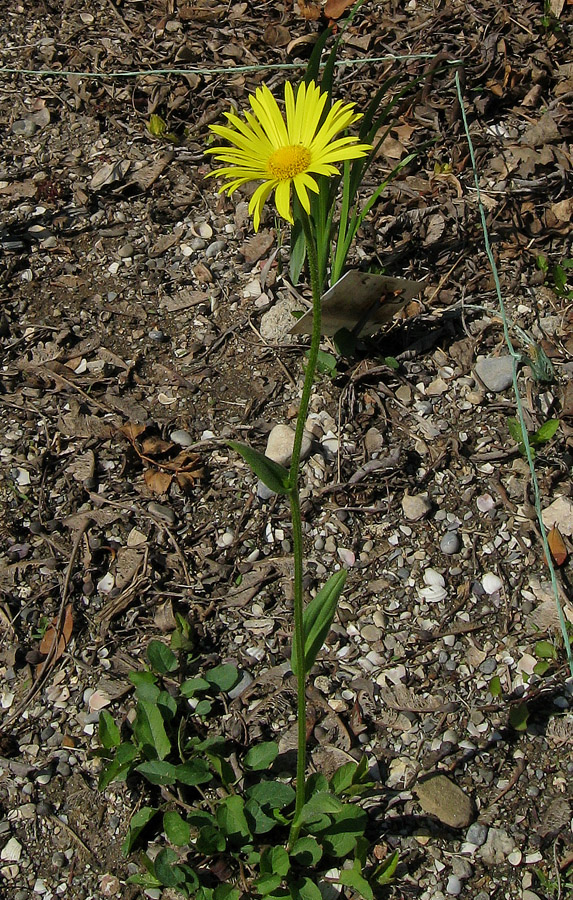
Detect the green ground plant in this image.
<box><xmin>95</xmin><ymin>641</ymin><xmax>398</xmax><ymax>898</ymax></box>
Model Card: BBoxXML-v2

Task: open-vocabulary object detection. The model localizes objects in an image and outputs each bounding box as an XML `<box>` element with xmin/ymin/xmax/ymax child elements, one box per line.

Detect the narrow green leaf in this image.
<box><xmin>98</xmin><ymin>710</ymin><xmax>120</xmax><ymax>750</ymax></box>
<box><xmin>291</xmin><ymin>570</ymin><xmax>347</xmax><ymax>677</ymax></box>
<box><xmin>375</xmin><ymin>849</ymin><xmax>399</xmax><ymax>886</ymax></box>
<box><xmin>147</xmin><ymin>640</ymin><xmax>178</xmax><ymax>674</ymax></box>
<box><xmin>98</xmin><ymin>742</ymin><xmax>139</xmax><ymax>791</ymax></box>
<box><xmin>164</xmin><ymin>810</ymin><xmax>191</xmax><ymax>846</ymax></box>
<box><xmin>488</xmin><ymin>675</ymin><xmax>502</xmax><ymax>698</ymax></box>
<box><xmin>135</xmin><ymin>760</ymin><xmax>178</xmax><ymax>785</ymax></box>
<box><xmin>532</xmin><ymin>418</ymin><xmax>559</xmax><ymax>444</ymax></box>
<box><xmin>205</xmin><ymin>663</ymin><xmax>240</xmax><ymax>693</ymax></box>
<box><xmin>122</xmin><ymin>806</ymin><xmax>158</xmax><ymax>855</ymax></box>
<box><xmin>507</xmin><ymin>418</ymin><xmax>525</xmax><ymax>445</ymax></box>
<box><xmin>228</xmin><ymin>441</ymin><xmax>290</xmax><ymax>494</ymax></box>
<box><xmin>133</xmin><ymin>700</ymin><xmax>171</xmax><ymax>760</ymax></box>
<box><xmin>244</xmin><ymin>741</ymin><xmax>279</xmax><ymax>771</ymax></box>
<box><xmin>148</xmin><ymin>114</ymin><xmax>167</xmax><ymax>136</ymax></box>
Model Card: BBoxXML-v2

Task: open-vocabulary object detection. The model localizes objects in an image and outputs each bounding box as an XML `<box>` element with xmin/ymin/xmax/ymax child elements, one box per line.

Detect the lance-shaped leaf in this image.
<box><xmin>228</xmin><ymin>441</ymin><xmax>290</xmax><ymax>494</ymax></box>
<box><xmin>291</xmin><ymin>570</ymin><xmax>347</xmax><ymax>676</ymax></box>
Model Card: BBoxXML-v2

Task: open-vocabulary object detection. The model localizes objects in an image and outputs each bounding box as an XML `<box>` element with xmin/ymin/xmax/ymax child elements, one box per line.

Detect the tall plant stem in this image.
<box><xmin>288</xmin><ymin>211</ymin><xmax>323</xmax><ymax>846</ymax></box>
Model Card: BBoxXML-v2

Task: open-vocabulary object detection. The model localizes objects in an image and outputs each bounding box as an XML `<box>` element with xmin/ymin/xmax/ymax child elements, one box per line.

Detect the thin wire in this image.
<box><xmin>0</xmin><ymin>54</ymin><xmax>459</xmax><ymax>80</ymax></box>
<box><xmin>455</xmin><ymin>70</ymin><xmax>573</xmax><ymax>676</ymax></box>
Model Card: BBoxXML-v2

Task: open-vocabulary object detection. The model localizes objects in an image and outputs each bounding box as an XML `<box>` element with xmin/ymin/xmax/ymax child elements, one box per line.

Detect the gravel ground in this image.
<box><xmin>1</xmin><ymin>0</ymin><xmax>573</xmax><ymax>898</ymax></box>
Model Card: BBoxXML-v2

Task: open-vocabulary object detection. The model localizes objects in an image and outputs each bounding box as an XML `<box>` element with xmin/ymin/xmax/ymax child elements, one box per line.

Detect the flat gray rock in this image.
<box><xmin>474</xmin><ymin>355</ymin><xmax>514</xmax><ymax>392</ymax></box>
<box><xmin>414</xmin><ymin>773</ymin><xmax>474</xmax><ymax>828</ymax></box>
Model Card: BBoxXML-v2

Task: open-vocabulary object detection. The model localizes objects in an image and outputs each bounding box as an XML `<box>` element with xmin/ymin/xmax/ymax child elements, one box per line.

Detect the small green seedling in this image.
<box><xmin>507</xmin><ymin>417</ymin><xmax>560</xmax><ymax>458</ymax></box>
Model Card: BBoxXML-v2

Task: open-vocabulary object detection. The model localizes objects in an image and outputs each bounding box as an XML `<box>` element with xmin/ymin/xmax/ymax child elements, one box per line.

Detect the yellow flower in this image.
<box><xmin>206</xmin><ymin>80</ymin><xmax>371</xmax><ymax>231</ymax></box>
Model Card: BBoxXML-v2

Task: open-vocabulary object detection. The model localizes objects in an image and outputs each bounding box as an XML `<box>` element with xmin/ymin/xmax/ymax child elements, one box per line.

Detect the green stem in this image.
<box><xmin>288</xmin><ymin>211</ymin><xmax>323</xmax><ymax>846</ymax></box>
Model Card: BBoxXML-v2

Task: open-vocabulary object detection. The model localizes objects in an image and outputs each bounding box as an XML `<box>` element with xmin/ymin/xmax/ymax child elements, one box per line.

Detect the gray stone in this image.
<box><xmin>402</xmin><ymin>491</ymin><xmax>432</xmax><ymax>521</ymax></box>
<box><xmin>414</xmin><ymin>774</ymin><xmax>474</xmax><ymax>828</ymax></box>
<box><xmin>440</xmin><ymin>531</ymin><xmax>460</xmax><ymax>554</ymax></box>
<box><xmin>466</xmin><ymin>822</ymin><xmax>488</xmax><ymax>847</ymax></box>
<box><xmin>478</xmin><ymin>827</ymin><xmax>515</xmax><ymax>865</ymax></box>
<box><xmin>478</xmin><ymin>658</ymin><xmax>497</xmax><ymax>675</ymax></box>
<box><xmin>474</xmin><ymin>355</ymin><xmax>514</xmax><ymax>392</ymax></box>
<box><xmin>170</xmin><ymin>429</ymin><xmax>193</xmax><ymax>447</ymax></box>
<box><xmin>451</xmin><ymin>857</ymin><xmax>473</xmax><ymax>879</ymax></box>
<box><xmin>118</xmin><ymin>242</ymin><xmax>134</xmax><ymax>258</ymax></box>
<box><xmin>12</xmin><ymin>118</ymin><xmax>38</xmax><ymax>137</ymax></box>
<box><xmin>147</xmin><ymin>502</ymin><xmax>176</xmax><ymax>525</ymax></box>
<box><xmin>260</xmin><ymin>294</ymin><xmax>302</xmax><ymax>342</ymax></box>
<box><xmin>265</xmin><ymin>424</ymin><xmax>312</xmax><ymax>467</ymax></box>
<box><xmin>446</xmin><ymin>875</ymin><xmax>462</xmax><ymax>896</ymax></box>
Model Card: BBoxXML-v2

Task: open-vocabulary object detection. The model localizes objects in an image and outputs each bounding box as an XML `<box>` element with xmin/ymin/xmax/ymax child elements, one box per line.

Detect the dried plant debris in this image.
<box><xmin>1</xmin><ymin>0</ymin><xmax>573</xmax><ymax>897</ymax></box>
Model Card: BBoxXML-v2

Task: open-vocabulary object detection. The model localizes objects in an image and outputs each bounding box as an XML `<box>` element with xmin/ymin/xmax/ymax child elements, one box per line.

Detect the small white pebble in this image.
<box><xmin>482</xmin><ymin>572</ymin><xmax>503</xmax><ymax>594</ymax></box>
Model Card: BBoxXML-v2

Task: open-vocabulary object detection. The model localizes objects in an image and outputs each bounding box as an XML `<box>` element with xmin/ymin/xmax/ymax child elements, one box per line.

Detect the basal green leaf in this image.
<box><xmin>299</xmin><ymin>791</ymin><xmax>343</xmax><ymax>823</ymax></box>
<box><xmin>321</xmin><ymin>804</ymin><xmax>367</xmax><ymax>858</ymax></box>
<box><xmin>289</xmin><ymin>876</ymin><xmax>323</xmax><ymax>900</ymax></box>
<box><xmin>244</xmin><ymin>741</ymin><xmax>279</xmax><ymax>771</ymax></box>
<box><xmin>195</xmin><ymin>824</ymin><xmax>226</xmax><ymax>855</ymax></box>
<box><xmin>535</xmin><ymin>639</ymin><xmax>557</xmax><ymax>659</ymax></box>
<box><xmin>289</xmin><ymin>837</ymin><xmax>322</xmax><ymax>867</ymax></box>
<box><xmin>329</xmin><ymin>761</ymin><xmax>358</xmax><ymax>795</ymax></box>
<box><xmin>488</xmin><ymin>675</ymin><xmax>502</xmax><ymax>698</ymax></box>
<box><xmin>244</xmin><ymin>799</ymin><xmax>278</xmax><ymax>835</ymax></box>
<box><xmin>154</xmin><ymin>847</ymin><xmax>186</xmax><ymax>887</ymax></box>
<box><xmin>247</xmin><ymin>781</ymin><xmax>296</xmax><ymax>811</ymax></box>
<box><xmin>133</xmin><ymin>700</ymin><xmax>171</xmax><ymax>760</ymax></box>
<box><xmin>337</xmin><ymin>861</ymin><xmax>373</xmax><ymax>900</ymax></box>
<box><xmin>135</xmin><ymin>760</ymin><xmax>178</xmax><ymax>786</ymax></box>
<box><xmin>261</xmin><ymin>845</ymin><xmax>290</xmax><ymax>877</ymax></box>
<box><xmin>205</xmin><ymin>663</ymin><xmax>240</xmax><ymax>693</ymax></box>
<box><xmin>216</xmin><ymin>795</ymin><xmax>251</xmax><ymax>843</ymax></box>
<box><xmin>176</xmin><ymin>758</ymin><xmax>213</xmax><ymax>786</ymax></box>
<box><xmin>98</xmin><ymin>710</ymin><xmax>120</xmax><ymax>750</ymax></box>
<box><xmin>228</xmin><ymin>441</ymin><xmax>290</xmax><ymax>494</ymax></box>
<box><xmin>98</xmin><ymin>742</ymin><xmax>138</xmax><ymax>790</ymax></box>
<box><xmin>147</xmin><ymin>640</ymin><xmax>178</xmax><ymax>674</ymax></box>
<box><xmin>291</xmin><ymin>570</ymin><xmax>347</xmax><ymax>677</ymax></box>
<box><xmin>509</xmin><ymin>701</ymin><xmax>529</xmax><ymax>731</ymax></box>
<box><xmin>148</xmin><ymin>114</ymin><xmax>167</xmax><ymax>136</ymax></box>
<box><xmin>256</xmin><ymin>874</ymin><xmax>284</xmax><ymax>896</ymax></box>
<box><xmin>164</xmin><ymin>810</ymin><xmax>191</xmax><ymax>846</ymax></box>
<box><xmin>122</xmin><ymin>806</ymin><xmax>158</xmax><ymax>855</ymax></box>
<box><xmin>181</xmin><ymin>676</ymin><xmax>211</xmax><ymax>697</ymax></box>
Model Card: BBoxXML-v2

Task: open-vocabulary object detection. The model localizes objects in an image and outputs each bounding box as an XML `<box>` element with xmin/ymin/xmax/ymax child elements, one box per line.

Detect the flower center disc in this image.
<box><xmin>268</xmin><ymin>144</ymin><xmax>311</xmax><ymax>180</ymax></box>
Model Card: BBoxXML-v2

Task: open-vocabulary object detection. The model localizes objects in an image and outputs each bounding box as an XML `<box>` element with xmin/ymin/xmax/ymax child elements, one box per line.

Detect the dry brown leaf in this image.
<box><xmin>38</xmin><ymin>604</ymin><xmax>74</xmax><ymax>668</ymax></box>
<box><xmin>241</xmin><ymin>230</ymin><xmax>275</xmax><ymax>264</ymax></box>
<box><xmin>144</xmin><ymin>468</ymin><xmax>173</xmax><ymax>494</ymax></box>
<box><xmin>141</xmin><ymin>435</ymin><xmax>174</xmax><ymax>456</ymax></box>
<box><xmin>297</xmin><ymin>0</ymin><xmax>321</xmax><ymax>20</ymax></box>
<box><xmin>263</xmin><ymin>24</ymin><xmax>290</xmax><ymax>47</ymax></box>
<box><xmin>119</xmin><ymin>422</ymin><xmax>146</xmax><ymax>441</ymax></box>
<box><xmin>176</xmin><ymin>471</ymin><xmax>200</xmax><ymax>493</ymax></box>
<box><xmin>547</xmin><ymin>526</ymin><xmax>568</xmax><ymax>566</ymax></box>
<box><xmin>324</xmin><ymin>0</ymin><xmax>354</xmax><ymax>17</ymax></box>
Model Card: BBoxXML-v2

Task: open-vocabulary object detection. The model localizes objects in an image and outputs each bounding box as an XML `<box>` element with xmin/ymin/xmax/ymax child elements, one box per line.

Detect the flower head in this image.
<box><xmin>206</xmin><ymin>80</ymin><xmax>371</xmax><ymax>231</ymax></box>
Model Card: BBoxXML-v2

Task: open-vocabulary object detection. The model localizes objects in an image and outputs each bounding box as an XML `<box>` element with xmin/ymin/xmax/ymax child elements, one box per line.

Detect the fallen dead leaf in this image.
<box><xmin>144</xmin><ymin>468</ymin><xmax>173</xmax><ymax>494</ymax></box>
<box><xmin>547</xmin><ymin>526</ymin><xmax>568</xmax><ymax>566</ymax></box>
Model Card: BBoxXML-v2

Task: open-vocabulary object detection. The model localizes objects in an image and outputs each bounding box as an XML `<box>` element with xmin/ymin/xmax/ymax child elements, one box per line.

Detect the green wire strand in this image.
<box><xmin>0</xmin><ymin>54</ymin><xmax>459</xmax><ymax>81</ymax></box>
<box><xmin>455</xmin><ymin>71</ymin><xmax>573</xmax><ymax>676</ymax></box>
